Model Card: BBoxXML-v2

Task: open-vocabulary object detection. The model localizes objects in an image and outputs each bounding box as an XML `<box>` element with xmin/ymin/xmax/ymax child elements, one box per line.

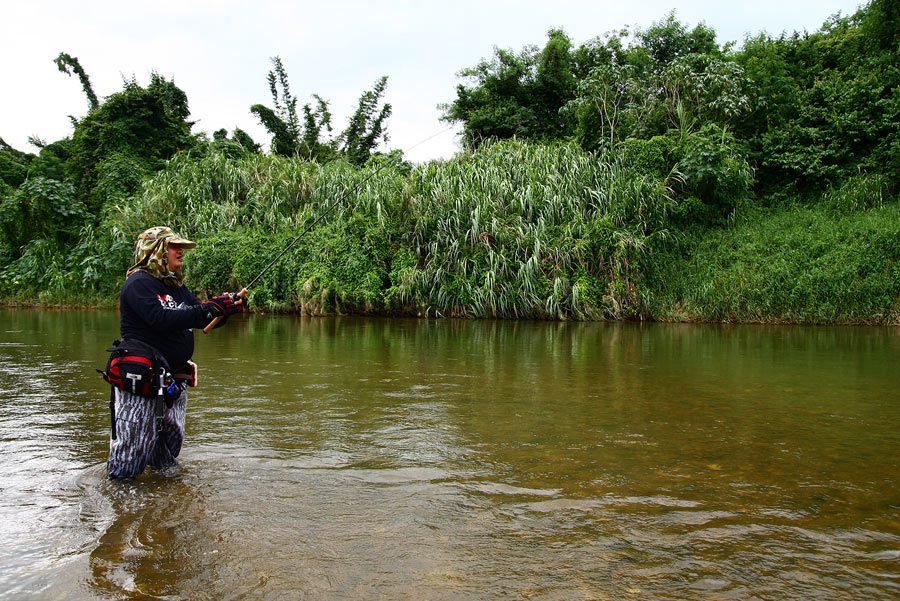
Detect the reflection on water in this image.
<box><xmin>1</xmin><ymin>309</ymin><xmax>898</xmax><ymax>600</ymax></box>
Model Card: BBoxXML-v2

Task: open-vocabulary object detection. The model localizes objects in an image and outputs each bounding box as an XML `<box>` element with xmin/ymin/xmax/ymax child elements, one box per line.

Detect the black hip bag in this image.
<box><xmin>99</xmin><ymin>339</ymin><xmax>170</xmax><ymax>397</ymax></box>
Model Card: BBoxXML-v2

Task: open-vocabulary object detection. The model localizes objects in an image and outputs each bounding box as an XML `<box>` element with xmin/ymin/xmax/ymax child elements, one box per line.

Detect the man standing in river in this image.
<box><xmin>105</xmin><ymin>226</ymin><xmax>244</xmax><ymax>479</ymax></box>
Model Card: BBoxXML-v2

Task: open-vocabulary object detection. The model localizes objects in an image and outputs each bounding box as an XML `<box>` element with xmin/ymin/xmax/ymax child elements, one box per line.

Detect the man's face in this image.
<box><xmin>167</xmin><ymin>242</ymin><xmax>184</xmax><ymax>271</ymax></box>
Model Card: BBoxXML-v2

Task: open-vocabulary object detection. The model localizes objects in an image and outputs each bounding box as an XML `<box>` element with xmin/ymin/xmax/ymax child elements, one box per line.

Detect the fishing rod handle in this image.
<box><xmin>202</xmin><ymin>287</ymin><xmax>248</xmax><ymax>334</ymax></box>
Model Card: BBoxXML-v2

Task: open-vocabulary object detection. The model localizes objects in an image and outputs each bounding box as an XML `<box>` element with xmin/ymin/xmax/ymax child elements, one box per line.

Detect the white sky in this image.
<box><xmin>2</xmin><ymin>0</ymin><xmax>864</xmax><ymax>163</ymax></box>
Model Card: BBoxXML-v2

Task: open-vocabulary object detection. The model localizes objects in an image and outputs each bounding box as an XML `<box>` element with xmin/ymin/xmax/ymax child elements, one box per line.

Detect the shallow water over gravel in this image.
<box><xmin>1</xmin><ymin>309</ymin><xmax>898</xmax><ymax>600</ymax></box>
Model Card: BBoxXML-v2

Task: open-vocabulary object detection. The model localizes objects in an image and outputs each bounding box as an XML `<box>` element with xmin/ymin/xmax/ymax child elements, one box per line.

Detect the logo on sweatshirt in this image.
<box><xmin>157</xmin><ymin>294</ymin><xmax>181</xmax><ymax>310</ymax></box>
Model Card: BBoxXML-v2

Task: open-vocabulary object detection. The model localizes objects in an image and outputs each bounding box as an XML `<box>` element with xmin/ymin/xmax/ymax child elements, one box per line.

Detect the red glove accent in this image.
<box><xmin>205</xmin><ymin>293</ymin><xmax>242</xmax><ymax>317</ymax></box>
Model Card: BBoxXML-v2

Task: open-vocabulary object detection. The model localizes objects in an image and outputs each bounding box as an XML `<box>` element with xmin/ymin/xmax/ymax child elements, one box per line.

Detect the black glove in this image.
<box><xmin>204</xmin><ymin>293</ymin><xmax>242</xmax><ymax>318</ymax></box>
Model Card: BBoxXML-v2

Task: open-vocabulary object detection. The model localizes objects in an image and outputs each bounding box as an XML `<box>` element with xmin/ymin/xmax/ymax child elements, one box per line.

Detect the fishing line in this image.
<box><xmin>204</xmin><ymin>126</ymin><xmax>454</xmax><ymax>332</ymax></box>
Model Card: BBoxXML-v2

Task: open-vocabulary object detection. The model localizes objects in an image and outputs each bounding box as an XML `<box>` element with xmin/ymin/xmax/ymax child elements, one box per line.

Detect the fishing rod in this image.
<box><xmin>203</xmin><ymin>128</ymin><xmax>451</xmax><ymax>333</ymax></box>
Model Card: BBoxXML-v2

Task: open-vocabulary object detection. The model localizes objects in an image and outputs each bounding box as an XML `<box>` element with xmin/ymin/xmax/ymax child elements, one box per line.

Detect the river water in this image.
<box><xmin>0</xmin><ymin>309</ymin><xmax>898</xmax><ymax>600</ymax></box>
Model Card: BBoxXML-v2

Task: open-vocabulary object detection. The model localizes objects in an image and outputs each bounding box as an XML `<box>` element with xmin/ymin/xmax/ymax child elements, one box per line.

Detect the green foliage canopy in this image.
<box><xmin>441</xmin><ymin>29</ymin><xmax>577</xmax><ymax>148</ymax></box>
<box><xmin>66</xmin><ymin>74</ymin><xmax>194</xmax><ymax>213</ymax></box>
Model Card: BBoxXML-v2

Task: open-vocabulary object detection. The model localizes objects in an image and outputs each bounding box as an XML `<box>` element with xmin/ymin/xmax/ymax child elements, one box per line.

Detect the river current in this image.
<box><xmin>0</xmin><ymin>309</ymin><xmax>898</xmax><ymax>600</ymax></box>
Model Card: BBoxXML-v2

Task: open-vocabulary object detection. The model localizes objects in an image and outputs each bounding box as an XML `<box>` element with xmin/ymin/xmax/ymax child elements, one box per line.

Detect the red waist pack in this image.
<box><xmin>99</xmin><ymin>339</ymin><xmax>170</xmax><ymax>397</ymax></box>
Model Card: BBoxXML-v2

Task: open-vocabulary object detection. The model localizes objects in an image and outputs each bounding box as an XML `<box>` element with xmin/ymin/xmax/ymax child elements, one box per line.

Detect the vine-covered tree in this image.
<box><xmin>231</xmin><ymin>128</ymin><xmax>261</xmax><ymax>153</ymax></box>
<box><xmin>0</xmin><ymin>138</ymin><xmax>35</xmax><ymax>189</ymax></box>
<box><xmin>54</xmin><ymin>52</ymin><xmax>99</xmax><ymax>113</ymax></box>
<box><xmin>66</xmin><ymin>74</ymin><xmax>193</xmax><ymax>212</ymax></box>
<box><xmin>26</xmin><ymin>139</ymin><xmax>72</xmax><ymax>181</ymax></box>
<box><xmin>213</xmin><ymin>127</ymin><xmax>261</xmax><ymax>155</ymax></box>
<box><xmin>0</xmin><ymin>177</ymin><xmax>86</xmax><ymax>252</ymax></box>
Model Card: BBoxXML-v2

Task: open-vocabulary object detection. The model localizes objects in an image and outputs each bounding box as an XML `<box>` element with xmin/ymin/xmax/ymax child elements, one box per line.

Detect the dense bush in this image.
<box><xmin>0</xmin><ymin>178</ymin><xmax>86</xmax><ymax>251</ymax></box>
<box><xmin>66</xmin><ymin>76</ymin><xmax>194</xmax><ymax>213</ymax></box>
<box><xmin>0</xmin><ymin>139</ymin><xmax>34</xmax><ymax>188</ymax></box>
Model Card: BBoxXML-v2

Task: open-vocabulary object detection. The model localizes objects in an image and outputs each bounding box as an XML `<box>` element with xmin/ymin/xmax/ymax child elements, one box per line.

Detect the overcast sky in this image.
<box><xmin>2</xmin><ymin>0</ymin><xmax>864</xmax><ymax>163</ymax></box>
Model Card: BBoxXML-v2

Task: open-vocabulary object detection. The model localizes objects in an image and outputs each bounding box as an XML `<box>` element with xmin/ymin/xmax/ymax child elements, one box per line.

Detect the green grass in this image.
<box><xmin>646</xmin><ymin>201</ymin><xmax>900</xmax><ymax>324</ymax></box>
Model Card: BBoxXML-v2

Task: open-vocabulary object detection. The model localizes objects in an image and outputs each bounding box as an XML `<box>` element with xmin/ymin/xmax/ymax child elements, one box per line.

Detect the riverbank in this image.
<box><xmin>3</xmin><ymin>141</ymin><xmax>898</xmax><ymax>324</ymax></box>
<box><xmin>4</xmin><ymin>199</ymin><xmax>898</xmax><ymax>325</ymax></box>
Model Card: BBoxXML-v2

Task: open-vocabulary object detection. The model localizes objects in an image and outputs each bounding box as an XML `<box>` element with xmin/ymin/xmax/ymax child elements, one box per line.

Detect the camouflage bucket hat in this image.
<box><xmin>126</xmin><ymin>226</ymin><xmax>196</xmax><ymax>287</ymax></box>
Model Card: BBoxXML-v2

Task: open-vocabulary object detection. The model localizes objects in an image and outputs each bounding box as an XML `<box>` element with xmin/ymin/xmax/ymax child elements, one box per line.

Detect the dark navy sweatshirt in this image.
<box><xmin>119</xmin><ymin>270</ymin><xmax>217</xmax><ymax>371</ymax></box>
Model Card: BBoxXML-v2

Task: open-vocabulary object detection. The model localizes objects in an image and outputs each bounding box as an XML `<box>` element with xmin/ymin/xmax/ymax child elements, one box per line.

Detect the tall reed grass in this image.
<box><xmin>99</xmin><ymin>139</ymin><xmax>674</xmax><ymax>318</ymax></box>
<box><xmin>394</xmin><ymin>140</ymin><xmax>673</xmax><ymax>318</ymax></box>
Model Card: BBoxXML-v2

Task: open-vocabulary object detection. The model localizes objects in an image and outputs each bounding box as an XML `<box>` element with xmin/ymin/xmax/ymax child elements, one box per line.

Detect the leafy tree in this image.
<box><xmin>566</xmin><ymin>16</ymin><xmax>746</xmax><ymax>152</ymax></box>
<box><xmin>661</xmin><ymin>54</ymin><xmax>750</xmax><ymax>129</ymax></box>
<box><xmin>862</xmin><ymin>0</ymin><xmax>900</xmax><ymax>52</ymax></box>
<box><xmin>26</xmin><ymin>138</ymin><xmax>72</xmax><ymax>181</ymax></box>
<box><xmin>634</xmin><ymin>12</ymin><xmax>719</xmax><ymax>71</ymax></box>
<box><xmin>445</xmin><ymin>18</ymin><xmax>728</xmax><ymax>150</ymax></box>
<box><xmin>250</xmin><ymin>56</ymin><xmax>303</xmax><ymax>156</ymax></box>
<box><xmin>572</xmin><ymin>29</ymin><xmax>629</xmax><ymax>80</ymax></box>
<box><xmin>675</xmin><ymin>124</ymin><xmax>754</xmax><ymax>222</ymax></box>
<box><xmin>250</xmin><ymin>57</ymin><xmax>340</xmax><ymax>161</ymax></box>
<box><xmin>0</xmin><ymin>138</ymin><xmax>35</xmax><ymax>188</ymax></box>
<box><xmin>148</xmin><ymin>72</ymin><xmax>191</xmax><ymax>122</ymax></box>
<box><xmin>734</xmin><ymin>3</ymin><xmax>899</xmax><ymax>194</ymax></box>
<box><xmin>565</xmin><ymin>62</ymin><xmax>651</xmax><ymax>151</ymax></box>
<box><xmin>300</xmin><ymin>94</ymin><xmax>338</xmax><ymax>162</ymax></box>
<box><xmin>441</xmin><ymin>29</ymin><xmax>577</xmax><ymax>148</ymax></box>
<box><xmin>533</xmin><ymin>29</ymin><xmax>577</xmax><ymax>137</ymax></box>
<box><xmin>92</xmin><ymin>151</ymin><xmax>147</xmax><ymax>204</ymax></box>
<box><xmin>565</xmin><ymin>29</ymin><xmax>663</xmax><ymax>150</ymax></box>
<box><xmin>440</xmin><ymin>45</ymin><xmax>537</xmax><ymax>147</ymax></box>
<box><xmin>339</xmin><ymin>76</ymin><xmax>392</xmax><ymax>166</ymax></box>
<box><xmin>232</xmin><ymin>128</ymin><xmax>261</xmax><ymax>153</ymax></box>
<box><xmin>210</xmin><ymin>127</ymin><xmax>262</xmax><ymax>158</ymax></box>
<box><xmin>251</xmin><ymin>57</ymin><xmax>391</xmax><ymax>164</ymax></box>
<box><xmin>0</xmin><ymin>177</ymin><xmax>86</xmax><ymax>252</ymax></box>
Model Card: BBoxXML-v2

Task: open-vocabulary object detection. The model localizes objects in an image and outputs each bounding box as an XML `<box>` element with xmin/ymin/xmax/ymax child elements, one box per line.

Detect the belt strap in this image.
<box><xmin>109</xmin><ymin>386</ymin><xmax>117</xmax><ymax>440</ymax></box>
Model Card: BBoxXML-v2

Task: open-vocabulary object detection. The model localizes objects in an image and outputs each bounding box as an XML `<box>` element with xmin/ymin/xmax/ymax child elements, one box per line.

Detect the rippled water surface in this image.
<box><xmin>1</xmin><ymin>309</ymin><xmax>898</xmax><ymax>600</ymax></box>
